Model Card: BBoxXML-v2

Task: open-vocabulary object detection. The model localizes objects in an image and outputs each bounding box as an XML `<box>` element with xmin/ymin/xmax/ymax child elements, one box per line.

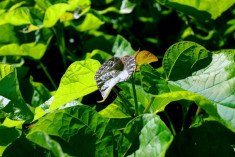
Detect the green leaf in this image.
<box><xmin>0</xmin><ymin>64</ymin><xmax>33</xmax><ymax>121</ymax></box>
<box><xmin>34</xmin><ymin>96</ymin><xmax>83</xmax><ymax>121</ymax></box>
<box><xmin>118</xmin><ymin>114</ymin><xmax>173</xmax><ymax>157</ymax></box>
<box><xmin>163</xmin><ymin>41</ymin><xmax>209</xmax><ymax>80</ymax></box>
<box><xmin>0</xmin><ymin>28</ymin><xmax>53</xmax><ymax>60</ymax></box>
<box><xmin>0</xmin><ymin>125</ymin><xmax>20</xmax><ymax>146</ymax></box>
<box><xmin>140</xmin><ymin>64</ymin><xmax>170</xmax><ymax>95</ymax></box>
<box><xmin>2</xmin><ymin>136</ymin><xmax>47</xmax><ymax>157</ymax></box>
<box><xmin>118</xmin><ymin>82</ymin><xmax>155</xmax><ymax>113</ymax></box>
<box><xmin>140</xmin><ymin>41</ymin><xmax>235</xmax><ymax>131</ymax></box>
<box><xmin>73</xmin><ymin>13</ymin><xmax>103</xmax><ymax>32</ymax></box>
<box><xmin>120</xmin><ymin>0</ymin><xmax>136</xmax><ymax>14</ymax></box>
<box><xmin>43</xmin><ymin>3</ymin><xmax>69</xmax><ymax>27</ymax></box>
<box><xmin>99</xmin><ymin>103</ymin><xmax>131</xmax><ymax>118</ymax></box>
<box><xmin>27</xmin><ymin>131</ymin><xmax>67</xmax><ymax>157</ymax></box>
<box><xmin>0</xmin><ymin>24</ymin><xmax>18</xmax><ymax>45</ymax></box>
<box><xmin>95</xmin><ymin>56</ymin><xmax>136</xmax><ymax>101</ymax></box>
<box><xmin>157</xmin><ymin>0</ymin><xmax>235</xmax><ymax>20</ymax></box>
<box><xmin>166</xmin><ymin>121</ymin><xmax>235</xmax><ymax>157</ymax></box>
<box><xmin>2</xmin><ymin>117</ymin><xmax>24</xmax><ymax>128</ymax></box>
<box><xmin>0</xmin><ymin>125</ymin><xmax>21</xmax><ymax>156</ymax></box>
<box><xmin>30</xmin><ymin>80</ymin><xmax>51</xmax><ymax>107</ymax></box>
<box><xmin>112</xmin><ymin>35</ymin><xmax>135</xmax><ymax>57</ymax></box>
<box><xmin>49</xmin><ymin>59</ymin><xmax>101</xmax><ymax>111</ymax></box>
<box><xmin>29</xmin><ymin>105</ymin><xmax>115</xmax><ymax>157</ymax></box>
<box><xmin>168</xmin><ymin>49</ymin><xmax>235</xmax><ymax>131</ymax></box>
<box><xmin>0</xmin><ymin>7</ymin><xmax>31</xmax><ymax>25</ymax></box>
<box><xmin>85</xmin><ymin>49</ymin><xmax>112</xmax><ymax>64</ymax></box>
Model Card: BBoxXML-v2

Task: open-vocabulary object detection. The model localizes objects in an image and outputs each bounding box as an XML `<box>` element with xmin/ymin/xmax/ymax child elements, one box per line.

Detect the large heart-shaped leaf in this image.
<box><xmin>49</xmin><ymin>59</ymin><xmax>100</xmax><ymax>111</ymax></box>
<box><xmin>95</xmin><ymin>56</ymin><xmax>136</xmax><ymax>101</ymax></box>
<box><xmin>140</xmin><ymin>41</ymin><xmax>235</xmax><ymax>131</ymax></box>
<box><xmin>118</xmin><ymin>114</ymin><xmax>173</xmax><ymax>157</ymax></box>
<box><xmin>29</xmin><ymin>105</ymin><xmax>115</xmax><ymax>157</ymax></box>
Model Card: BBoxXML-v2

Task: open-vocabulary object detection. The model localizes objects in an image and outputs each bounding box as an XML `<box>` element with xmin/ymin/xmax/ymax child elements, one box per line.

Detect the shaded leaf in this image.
<box><xmin>95</xmin><ymin>56</ymin><xmax>135</xmax><ymax>101</ymax></box>
<box><xmin>30</xmin><ymin>80</ymin><xmax>51</xmax><ymax>107</ymax></box>
<box><xmin>118</xmin><ymin>114</ymin><xmax>173</xmax><ymax>157</ymax></box>
<box><xmin>49</xmin><ymin>59</ymin><xmax>100</xmax><ymax>111</ymax></box>
<box><xmin>140</xmin><ymin>64</ymin><xmax>169</xmax><ymax>95</ymax></box>
<box><xmin>166</xmin><ymin>121</ymin><xmax>235</xmax><ymax>157</ymax></box>
<box><xmin>0</xmin><ymin>28</ymin><xmax>53</xmax><ymax>60</ymax></box>
<box><xmin>85</xmin><ymin>49</ymin><xmax>112</xmax><ymax>64</ymax></box>
<box><xmin>0</xmin><ymin>64</ymin><xmax>33</xmax><ymax>121</ymax></box>
<box><xmin>29</xmin><ymin>105</ymin><xmax>115</xmax><ymax>157</ymax></box>
<box><xmin>2</xmin><ymin>136</ymin><xmax>46</xmax><ymax>157</ymax></box>
<box><xmin>0</xmin><ymin>125</ymin><xmax>20</xmax><ymax>146</ymax></box>
<box><xmin>27</xmin><ymin>131</ymin><xmax>68</xmax><ymax>157</ymax></box>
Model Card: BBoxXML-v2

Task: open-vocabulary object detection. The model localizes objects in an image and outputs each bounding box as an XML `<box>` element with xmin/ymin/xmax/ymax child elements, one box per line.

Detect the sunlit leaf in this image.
<box><xmin>43</xmin><ymin>3</ymin><xmax>69</xmax><ymax>27</ymax></box>
<box><xmin>140</xmin><ymin>41</ymin><xmax>235</xmax><ymax>131</ymax></box>
<box><xmin>157</xmin><ymin>0</ymin><xmax>235</xmax><ymax>20</ymax></box>
<box><xmin>0</xmin><ymin>7</ymin><xmax>31</xmax><ymax>25</ymax></box>
<box><xmin>120</xmin><ymin>0</ymin><xmax>136</xmax><ymax>14</ymax></box>
<box><xmin>49</xmin><ymin>59</ymin><xmax>100</xmax><ymax>111</ymax></box>
<box><xmin>72</xmin><ymin>13</ymin><xmax>103</xmax><ymax>32</ymax></box>
<box><xmin>112</xmin><ymin>35</ymin><xmax>135</xmax><ymax>57</ymax></box>
<box><xmin>95</xmin><ymin>56</ymin><xmax>136</xmax><ymax>101</ymax></box>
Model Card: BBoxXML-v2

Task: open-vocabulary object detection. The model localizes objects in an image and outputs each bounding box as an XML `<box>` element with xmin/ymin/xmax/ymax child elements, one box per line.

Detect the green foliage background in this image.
<box><xmin>0</xmin><ymin>0</ymin><xmax>235</xmax><ymax>156</ymax></box>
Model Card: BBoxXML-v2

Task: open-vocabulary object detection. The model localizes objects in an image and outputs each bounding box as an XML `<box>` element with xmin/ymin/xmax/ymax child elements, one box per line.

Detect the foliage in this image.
<box><xmin>0</xmin><ymin>0</ymin><xmax>235</xmax><ymax>156</ymax></box>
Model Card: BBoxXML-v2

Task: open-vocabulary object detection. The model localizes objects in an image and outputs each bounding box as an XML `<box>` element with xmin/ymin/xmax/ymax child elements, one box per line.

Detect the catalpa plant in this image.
<box><xmin>0</xmin><ymin>41</ymin><xmax>234</xmax><ymax>157</ymax></box>
<box><xmin>95</xmin><ymin>50</ymin><xmax>157</xmax><ymax>100</ymax></box>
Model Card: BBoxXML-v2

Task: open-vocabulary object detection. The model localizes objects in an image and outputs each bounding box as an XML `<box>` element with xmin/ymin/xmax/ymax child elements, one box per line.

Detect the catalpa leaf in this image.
<box><xmin>118</xmin><ymin>114</ymin><xmax>173</xmax><ymax>157</ymax></box>
<box><xmin>49</xmin><ymin>59</ymin><xmax>100</xmax><ymax>111</ymax></box>
<box><xmin>95</xmin><ymin>56</ymin><xmax>136</xmax><ymax>101</ymax></box>
<box><xmin>133</xmin><ymin>50</ymin><xmax>158</xmax><ymax>71</ymax></box>
<box><xmin>29</xmin><ymin>105</ymin><xmax>115</xmax><ymax>156</ymax></box>
<box><xmin>140</xmin><ymin>41</ymin><xmax>235</xmax><ymax>131</ymax></box>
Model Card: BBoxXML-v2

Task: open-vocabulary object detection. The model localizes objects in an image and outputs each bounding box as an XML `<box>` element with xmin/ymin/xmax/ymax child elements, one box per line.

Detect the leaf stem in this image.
<box><xmin>143</xmin><ymin>96</ymin><xmax>155</xmax><ymax>114</ymax></box>
<box><xmin>131</xmin><ymin>73</ymin><xmax>138</xmax><ymax>116</ymax></box>
<box><xmin>195</xmin><ymin>106</ymin><xmax>201</xmax><ymax>117</ymax></box>
<box><xmin>39</xmin><ymin>61</ymin><xmax>57</xmax><ymax>90</ymax></box>
<box><xmin>164</xmin><ymin>111</ymin><xmax>176</xmax><ymax>136</ymax></box>
<box><xmin>52</xmin><ymin>26</ymin><xmax>66</xmax><ymax>70</ymax></box>
<box><xmin>113</xmin><ymin>87</ymin><xmax>134</xmax><ymax>118</ymax></box>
